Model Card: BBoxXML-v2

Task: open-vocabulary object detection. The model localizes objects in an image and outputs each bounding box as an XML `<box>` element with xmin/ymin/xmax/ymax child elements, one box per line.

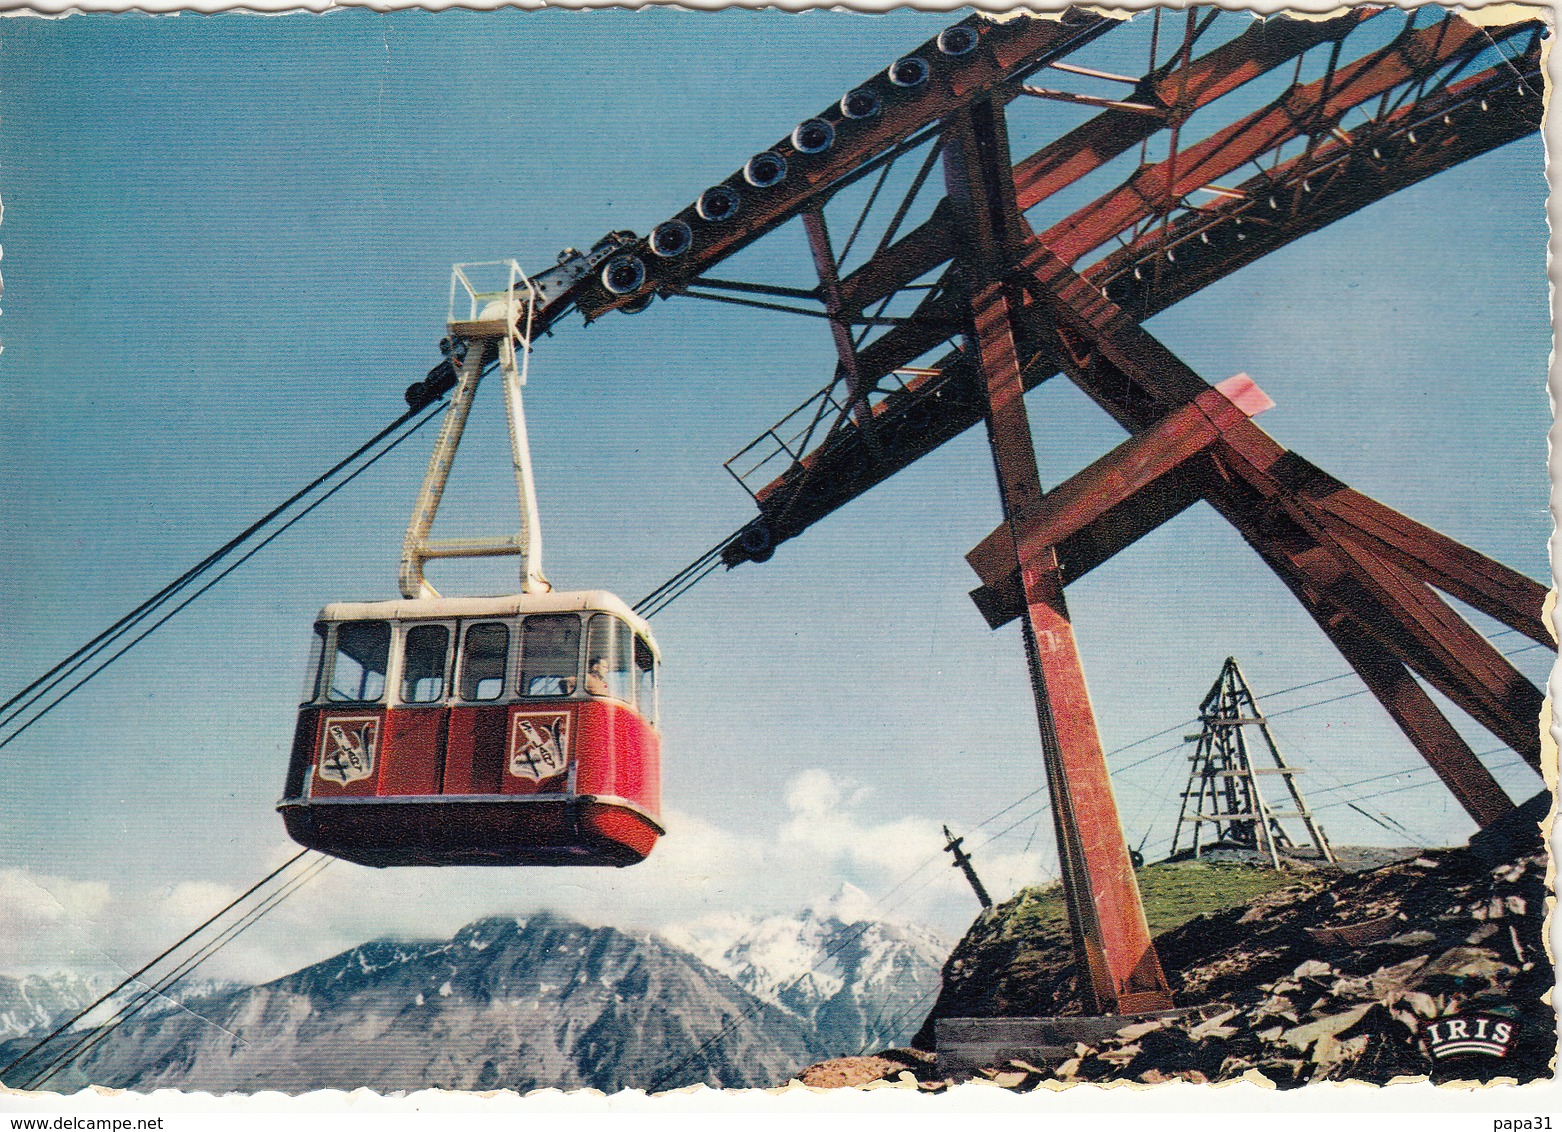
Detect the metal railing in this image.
<box><xmin>723</xmin><ymin>370</ymin><xmax>927</xmax><ymax>499</ymax></box>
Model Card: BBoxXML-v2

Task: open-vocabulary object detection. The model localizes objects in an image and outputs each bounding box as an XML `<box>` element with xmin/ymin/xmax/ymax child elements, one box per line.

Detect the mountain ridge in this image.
<box><xmin>1</xmin><ymin>905</ymin><xmax>942</xmax><ymax>1094</ymax></box>
<box><xmin>663</xmin><ymin>887</ymin><xmax>948</xmax><ymax>1053</ymax></box>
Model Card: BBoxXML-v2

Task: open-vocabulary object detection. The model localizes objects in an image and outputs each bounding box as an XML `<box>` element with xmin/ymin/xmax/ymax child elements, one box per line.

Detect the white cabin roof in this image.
<box><xmin>317</xmin><ymin>589</ymin><xmax>656</xmax><ymax>651</ymax></box>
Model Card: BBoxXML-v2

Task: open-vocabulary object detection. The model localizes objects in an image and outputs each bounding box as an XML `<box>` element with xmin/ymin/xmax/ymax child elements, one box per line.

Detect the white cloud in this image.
<box><xmin>0</xmin><ymin>869</ymin><xmax>114</xmax><ymax>972</ymax></box>
<box><xmin>1</xmin><ymin>770</ymin><xmax>1061</xmax><ymax>987</ymax></box>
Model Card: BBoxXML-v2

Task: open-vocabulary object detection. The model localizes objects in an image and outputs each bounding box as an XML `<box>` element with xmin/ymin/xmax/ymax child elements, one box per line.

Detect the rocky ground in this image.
<box><xmin>911</xmin><ymin>854</ymin><xmax>1314</xmax><ymax>1037</ymax></box>
<box><xmin>801</xmin><ymin>796</ymin><xmax>1554</xmax><ymax>1090</ymax></box>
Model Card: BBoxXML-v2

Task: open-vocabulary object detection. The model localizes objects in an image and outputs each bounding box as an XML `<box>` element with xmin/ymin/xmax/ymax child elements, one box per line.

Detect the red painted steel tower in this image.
<box><xmin>461</xmin><ymin>7</ymin><xmax>1549</xmax><ymax>1016</ymax></box>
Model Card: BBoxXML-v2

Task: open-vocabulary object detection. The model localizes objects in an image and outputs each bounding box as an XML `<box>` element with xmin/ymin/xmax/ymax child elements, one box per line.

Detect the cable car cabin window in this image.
<box><xmin>301</xmin><ymin>623</ymin><xmax>327</xmax><ymax>704</ymax></box>
<box><xmin>585</xmin><ymin>614</ymin><xmax>634</xmax><ymax>704</ymax></box>
<box><xmin>327</xmin><ymin>621</ymin><xmax>390</xmax><ymax>703</ymax></box>
<box><xmin>519</xmin><ymin>614</ymin><xmax>581</xmax><ymax>697</ymax></box>
<box><xmin>459</xmin><ymin>621</ymin><xmax>510</xmax><ymax>702</ymax></box>
<box><xmin>635</xmin><ymin>634</ymin><xmax>657</xmax><ymax>724</ymax></box>
<box><xmin>400</xmin><ymin>624</ymin><xmax>451</xmax><ymax>704</ymax></box>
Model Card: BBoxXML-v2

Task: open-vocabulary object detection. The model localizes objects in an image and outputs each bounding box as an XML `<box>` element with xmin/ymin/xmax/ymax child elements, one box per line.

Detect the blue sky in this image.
<box><xmin>0</xmin><ymin>7</ymin><xmax>1550</xmax><ymax>979</ymax></box>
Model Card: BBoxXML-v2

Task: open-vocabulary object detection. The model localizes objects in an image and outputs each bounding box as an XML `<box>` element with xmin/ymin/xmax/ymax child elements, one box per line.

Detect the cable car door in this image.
<box><xmin>379</xmin><ymin>622</ymin><xmax>451</xmax><ymax>795</ymax></box>
<box><xmin>503</xmin><ymin>613</ymin><xmax>581</xmax><ymax>796</ymax></box>
<box><xmin>443</xmin><ymin>620</ymin><xmax>511</xmax><ymax>794</ymax></box>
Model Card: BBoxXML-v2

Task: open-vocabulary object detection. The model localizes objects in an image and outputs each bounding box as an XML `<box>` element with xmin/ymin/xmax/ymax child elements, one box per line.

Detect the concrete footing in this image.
<box><xmin>935</xmin><ymin>1011</ymin><xmax>1190</xmax><ymax>1077</ymax></box>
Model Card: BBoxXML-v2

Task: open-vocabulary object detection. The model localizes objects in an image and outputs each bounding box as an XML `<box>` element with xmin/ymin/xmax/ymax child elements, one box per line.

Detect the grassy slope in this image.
<box><xmin>1004</xmin><ymin>859</ymin><xmax>1309</xmax><ymax>939</ymax></box>
<box><xmin>913</xmin><ymin>860</ymin><xmax>1314</xmax><ymax>1043</ymax></box>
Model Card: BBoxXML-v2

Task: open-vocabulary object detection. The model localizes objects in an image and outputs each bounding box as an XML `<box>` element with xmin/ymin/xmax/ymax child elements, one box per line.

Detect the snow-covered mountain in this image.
<box><xmin>0</xmin><ymin>913</ymin><xmax>820</xmax><ymax>1094</ymax></box>
<box><xmin>662</xmin><ymin>885</ymin><xmax>948</xmax><ymax>1054</ymax></box>
<box><xmin>0</xmin><ymin>972</ymin><xmax>241</xmax><ymax>1042</ymax></box>
<box><xmin>0</xmin><ymin>973</ymin><xmax>110</xmax><ymax>1042</ymax></box>
<box><xmin>0</xmin><ymin>897</ymin><xmax>946</xmax><ymax>1093</ymax></box>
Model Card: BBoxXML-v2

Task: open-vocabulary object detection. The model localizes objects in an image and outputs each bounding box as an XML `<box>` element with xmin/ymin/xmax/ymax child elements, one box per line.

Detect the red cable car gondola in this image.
<box><xmin>279</xmin><ymin>260</ymin><xmax>663</xmax><ymax>867</ymax></box>
<box><xmin>278</xmin><ymin>591</ymin><xmax>662</xmax><ymax>867</ymax></box>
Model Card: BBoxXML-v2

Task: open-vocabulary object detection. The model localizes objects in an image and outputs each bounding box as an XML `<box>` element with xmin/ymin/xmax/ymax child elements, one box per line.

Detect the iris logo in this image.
<box><xmin>1421</xmin><ymin>1013</ymin><xmax>1516</xmax><ymax>1060</ymax></box>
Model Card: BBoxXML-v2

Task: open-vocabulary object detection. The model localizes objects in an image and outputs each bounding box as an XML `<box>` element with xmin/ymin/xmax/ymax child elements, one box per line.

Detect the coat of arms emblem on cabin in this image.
<box><xmin>509</xmin><ymin>712</ymin><xmax>570</xmax><ymax>782</ymax></box>
<box><xmin>318</xmin><ymin>717</ymin><xmax>379</xmax><ymax>785</ymax></box>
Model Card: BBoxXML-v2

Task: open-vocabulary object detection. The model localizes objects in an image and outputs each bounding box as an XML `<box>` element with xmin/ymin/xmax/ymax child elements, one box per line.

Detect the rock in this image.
<box><xmin>1188</xmin><ymin>1009</ymin><xmax>1241</xmax><ymax>1041</ymax></box>
<box><xmin>1250</xmin><ymin>994</ymin><xmax>1297</xmax><ymax>1021</ymax></box>
<box><xmin>1386</xmin><ymin>989</ymin><xmax>1441</xmax><ymax>1020</ymax></box>
<box><xmin>1097</xmin><ymin>1042</ymin><xmax>1141</xmax><ymax>1066</ymax></box>
<box><xmin>842</xmin><ymin>830</ymin><xmax>1552</xmax><ymax>1091</ymax></box>
<box><xmin>1415</xmin><ymin>946</ymin><xmax>1515</xmax><ymax>992</ymax></box>
<box><xmin>1369</xmin><ymin>930</ymin><xmax>1437</xmax><ymax>949</ymax></box>
<box><xmin>1310</xmin><ymin>1031</ymin><xmax>1369</xmax><ymax>1069</ymax></box>
<box><xmin>798</xmin><ymin>1056</ymin><xmax>902</xmax><ymax>1089</ymax></box>
<box><xmin>1116</xmin><ymin>1018</ymin><xmax>1171</xmax><ymax>1041</ymax></box>
<box><xmin>1281</xmin><ymin>1004</ymin><xmax>1373</xmax><ymax>1051</ymax></box>
<box><xmin>1305</xmin><ymin>914</ymin><xmax>1399</xmax><ymax>948</ymax></box>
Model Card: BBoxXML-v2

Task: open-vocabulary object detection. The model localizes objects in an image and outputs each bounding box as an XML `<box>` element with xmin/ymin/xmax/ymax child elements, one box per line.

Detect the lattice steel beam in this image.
<box><xmin>1042</xmin><ymin>15</ymin><xmax>1528</xmax><ymax>268</ymax></box>
<box><xmin>573</xmin><ymin>11</ymin><xmax>1120</xmax><ymax>324</ymax></box>
<box><xmin>719</xmin><ymin>37</ymin><xmax>1542</xmax><ymax>568</ymax></box>
<box><xmin>837</xmin><ymin>9</ymin><xmax>1381</xmax><ymax>316</ymax></box>
<box><xmin>1097</xmin><ymin>52</ymin><xmax>1543</xmax><ymax>312</ymax></box>
<box><xmin>951</xmin><ymin>282</ymin><xmax>1531</xmax><ymax>825</ymax></box>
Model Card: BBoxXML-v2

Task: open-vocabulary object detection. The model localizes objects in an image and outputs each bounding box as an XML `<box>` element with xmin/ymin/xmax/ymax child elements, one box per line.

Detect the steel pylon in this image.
<box><xmin>426</xmin><ymin>6</ymin><xmax>1547</xmax><ymax>1023</ymax></box>
<box><xmin>1171</xmin><ymin>657</ymin><xmax>1334</xmax><ymax>868</ymax></box>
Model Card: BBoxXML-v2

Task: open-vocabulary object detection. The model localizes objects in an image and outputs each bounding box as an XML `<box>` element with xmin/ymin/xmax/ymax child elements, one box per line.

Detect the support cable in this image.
<box><xmin>632</xmin><ymin>535</ymin><xmax>736</xmax><ymax>620</ymax></box>
<box><xmin>853</xmin><ymin>979</ymin><xmax>944</xmax><ymax>1058</ymax></box>
<box><xmin>838</xmin><ymin>153</ymin><xmax>899</xmax><ymax>268</ymax></box>
<box><xmin>0</xmin><ymin>850</ymin><xmax>313</xmax><ymax>1084</ymax></box>
<box><xmin>1133</xmin><ymin>752</ymin><xmax>1531</xmax><ymax>864</ymax></box>
<box><xmin>0</xmin><ymin>402</ymin><xmax>447</xmax><ymax>752</ymax></box>
<box><xmin>1310</xmin><ymin>752</ymin><xmax>1527</xmax><ymax>809</ymax></box>
<box><xmin>1</xmin><ymin>402</ymin><xmax>436</xmax><ymax>722</ymax></box>
<box><xmin>23</xmin><ymin>856</ymin><xmax>334</xmax><ymax>1091</ymax></box>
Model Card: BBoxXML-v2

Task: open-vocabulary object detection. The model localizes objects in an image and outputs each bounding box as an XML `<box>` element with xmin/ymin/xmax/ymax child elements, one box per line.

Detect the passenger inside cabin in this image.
<box><xmin>584</xmin><ymin>655</ymin><xmax>610</xmax><ymax>696</ymax></box>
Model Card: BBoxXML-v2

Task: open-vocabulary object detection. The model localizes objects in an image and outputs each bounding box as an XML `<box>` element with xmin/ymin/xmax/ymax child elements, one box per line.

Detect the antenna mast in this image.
<box><xmin>943</xmin><ymin>824</ymin><xmax>994</xmax><ymax>909</ymax></box>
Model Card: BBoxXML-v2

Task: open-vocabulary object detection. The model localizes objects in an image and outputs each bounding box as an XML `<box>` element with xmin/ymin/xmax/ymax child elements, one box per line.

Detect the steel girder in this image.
<box><xmin>719</xmin><ymin>26</ymin><xmax>1544</xmax><ymax>568</ymax></box>
<box><xmin>977</xmin><ymin>240</ymin><xmax>1542</xmax><ymax>826</ymax></box>
<box><xmin>943</xmin><ymin>101</ymin><xmax>1172</xmax><ymax>1014</ymax></box>
<box><xmin>760</xmin><ymin>10</ymin><xmax>1526</xmax><ymax>409</ymax></box>
<box><xmin>1096</xmin><ymin>41</ymin><xmax>1546</xmax><ymax>317</ymax></box>
<box><xmin>932</xmin><ymin>56</ymin><xmax>1543</xmax><ymax>1001</ymax></box>
<box><xmin>1038</xmin><ymin>15</ymin><xmax>1531</xmax><ymax>268</ymax></box>
<box><xmin>832</xmin><ymin>9</ymin><xmax>1382</xmax><ymax>316</ymax></box>
<box><xmin>630</xmin><ymin>5</ymin><xmax>1546</xmax><ymax>1025</ymax></box>
<box><xmin>572</xmin><ymin>11</ymin><xmax>1120</xmax><ymax>326</ymax></box>
<box><xmin>700</xmin><ymin>10</ymin><xmax>1548</xmax><ymax>832</ymax></box>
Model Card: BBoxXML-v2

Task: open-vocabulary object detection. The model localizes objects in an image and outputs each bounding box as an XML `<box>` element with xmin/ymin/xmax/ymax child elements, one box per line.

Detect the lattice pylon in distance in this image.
<box><xmin>1171</xmin><ymin>657</ymin><xmax>1334</xmax><ymax>869</ymax></box>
